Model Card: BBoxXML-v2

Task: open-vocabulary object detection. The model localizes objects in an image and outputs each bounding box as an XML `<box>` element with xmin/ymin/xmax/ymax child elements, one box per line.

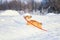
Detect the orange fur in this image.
<box><xmin>24</xmin><ymin>15</ymin><xmax>47</xmax><ymax>31</ymax></box>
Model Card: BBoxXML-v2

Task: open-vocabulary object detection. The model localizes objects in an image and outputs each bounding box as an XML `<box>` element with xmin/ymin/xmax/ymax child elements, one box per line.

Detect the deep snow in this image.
<box><xmin>0</xmin><ymin>10</ymin><xmax>60</xmax><ymax>40</ymax></box>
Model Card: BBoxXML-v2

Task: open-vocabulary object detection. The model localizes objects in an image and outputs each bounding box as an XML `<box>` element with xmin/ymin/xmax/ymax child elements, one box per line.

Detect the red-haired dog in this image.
<box><xmin>24</xmin><ymin>15</ymin><xmax>47</xmax><ymax>31</ymax></box>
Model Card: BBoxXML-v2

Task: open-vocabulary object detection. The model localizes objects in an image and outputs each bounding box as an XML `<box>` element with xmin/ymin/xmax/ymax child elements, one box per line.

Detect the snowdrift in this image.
<box><xmin>0</xmin><ymin>10</ymin><xmax>20</xmax><ymax>16</ymax></box>
<box><xmin>0</xmin><ymin>10</ymin><xmax>60</xmax><ymax>40</ymax></box>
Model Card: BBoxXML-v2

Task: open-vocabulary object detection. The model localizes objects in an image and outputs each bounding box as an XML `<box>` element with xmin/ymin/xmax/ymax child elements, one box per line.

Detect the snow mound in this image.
<box><xmin>0</xmin><ymin>10</ymin><xmax>20</xmax><ymax>16</ymax></box>
<box><xmin>46</xmin><ymin>13</ymin><xmax>56</xmax><ymax>16</ymax></box>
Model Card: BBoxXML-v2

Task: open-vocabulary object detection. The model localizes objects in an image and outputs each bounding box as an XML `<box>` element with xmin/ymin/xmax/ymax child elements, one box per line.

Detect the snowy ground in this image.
<box><xmin>0</xmin><ymin>10</ymin><xmax>60</xmax><ymax>40</ymax></box>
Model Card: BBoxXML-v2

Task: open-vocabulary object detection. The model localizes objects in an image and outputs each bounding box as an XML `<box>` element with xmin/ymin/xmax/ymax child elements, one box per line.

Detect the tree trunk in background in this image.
<box><xmin>49</xmin><ymin>0</ymin><xmax>60</xmax><ymax>12</ymax></box>
<box><xmin>0</xmin><ymin>0</ymin><xmax>60</xmax><ymax>13</ymax></box>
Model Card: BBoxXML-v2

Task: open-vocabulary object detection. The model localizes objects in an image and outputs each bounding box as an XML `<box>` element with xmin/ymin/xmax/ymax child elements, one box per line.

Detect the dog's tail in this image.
<box><xmin>40</xmin><ymin>28</ymin><xmax>47</xmax><ymax>31</ymax></box>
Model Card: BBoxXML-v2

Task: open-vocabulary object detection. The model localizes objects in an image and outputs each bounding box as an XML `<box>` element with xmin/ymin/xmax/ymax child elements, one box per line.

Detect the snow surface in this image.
<box><xmin>0</xmin><ymin>10</ymin><xmax>20</xmax><ymax>16</ymax></box>
<box><xmin>0</xmin><ymin>10</ymin><xmax>60</xmax><ymax>40</ymax></box>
